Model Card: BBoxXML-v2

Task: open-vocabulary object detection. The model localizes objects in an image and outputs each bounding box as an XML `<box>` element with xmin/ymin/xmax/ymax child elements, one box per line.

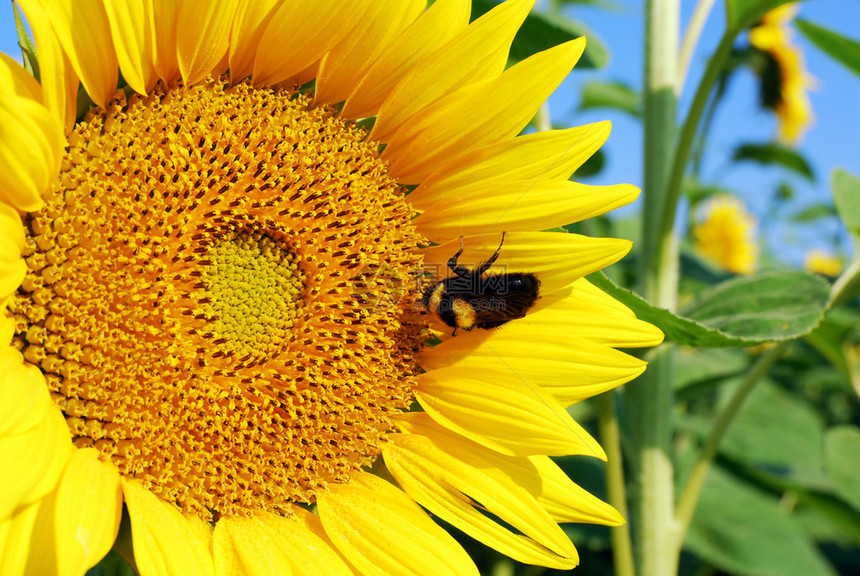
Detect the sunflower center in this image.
<box><xmin>204</xmin><ymin>231</ymin><xmax>306</xmax><ymax>362</ymax></box>
<box><xmin>11</xmin><ymin>79</ymin><xmax>426</xmax><ymax>519</ymax></box>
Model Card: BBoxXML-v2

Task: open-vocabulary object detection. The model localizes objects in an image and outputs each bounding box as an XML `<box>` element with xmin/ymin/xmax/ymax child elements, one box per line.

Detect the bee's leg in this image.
<box><xmin>447</xmin><ymin>236</ymin><xmax>471</xmax><ymax>279</ymax></box>
<box><xmin>475</xmin><ymin>231</ymin><xmax>506</xmax><ymax>276</ymax></box>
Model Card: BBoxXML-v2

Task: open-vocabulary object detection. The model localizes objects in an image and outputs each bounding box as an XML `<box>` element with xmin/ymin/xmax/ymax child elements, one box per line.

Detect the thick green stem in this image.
<box><xmin>596</xmin><ymin>391</ymin><xmax>635</xmax><ymax>576</ymax></box>
<box><xmin>674</xmin><ymin>342</ymin><xmax>789</xmax><ymax>545</ymax></box>
<box><xmin>639</xmin><ymin>0</ymin><xmax>680</xmax><ymax>304</ymax></box>
<box><xmin>628</xmin><ymin>0</ymin><xmax>680</xmax><ymax>574</ymax></box>
<box><xmin>626</xmin><ymin>348</ymin><xmax>678</xmax><ymax>576</ymax></box>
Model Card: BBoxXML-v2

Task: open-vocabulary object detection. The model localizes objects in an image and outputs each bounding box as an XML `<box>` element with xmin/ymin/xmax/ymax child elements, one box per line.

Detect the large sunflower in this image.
<box><xmin>0</xmin><ymin>0</ymin><xmax>662</xmax><ymax>574</ymax></box>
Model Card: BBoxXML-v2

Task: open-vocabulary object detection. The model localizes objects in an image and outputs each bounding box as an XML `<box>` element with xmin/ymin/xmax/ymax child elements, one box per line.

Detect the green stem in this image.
<box><xmin>596</xmin><ymin>391</ymin><xmax>635</xmax><ymax>576</ymax></box>
<box><xmin>626</xmin><ymin>348</ymin><xmax>678</xmax><ymax>576</ymax></box>
<box><xmin>639</xmin><ymin>0</ymin><xmax>680</xmax><ymax>306</ymax></box>
<box><xmin>830</xmin><ymin>256</ymin><xmax>860</xmax><ymax>306</ymax></box>
<box><xmin>659</xmin><ymin>31</ymin><xmax>736</xmax><ymax>246</ymax></box>
<box><xmin>673</xmin><ymin>341</ymin><xmax>789</xmax><ymax>546</ymax></box>
<box><xmin>690</xmin><ymin>76</ymin><xmax>724</xmax><ymax>180</ymax></box>
<box><xmin>629</xmin><ymin>0</ymin><xmax>680</xmax><ymax>574</ymax></box>
<box><xmin>535</xmin><ymin>101</ymin><xmax>552</xmax><ymax>132</ymax></box>
<box><xmin>678</xmin><ymin>0</ymin><xmax>718</xmax><ymax>89</ymax></box>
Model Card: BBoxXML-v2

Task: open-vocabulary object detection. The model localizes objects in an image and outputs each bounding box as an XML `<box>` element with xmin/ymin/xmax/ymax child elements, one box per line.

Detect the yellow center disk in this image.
<box><xmin>11</xmin><ymin>79</ymin><xmax>427</xmax><ymax>519</ymax></box>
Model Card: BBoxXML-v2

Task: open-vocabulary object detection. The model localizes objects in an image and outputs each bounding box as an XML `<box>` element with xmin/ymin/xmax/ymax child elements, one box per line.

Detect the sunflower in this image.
<box><xmin>692</xmin><ymin>195</ymin><xmax>759</xmax><ymax>275</ymax></box>
<box><xmin>749</xmin><ymin>3</ymin><xmax>814</xmax><ymax>144</ymax></box>
<box><xmin>1</xmin><ymin>0</ymin><xmax>662</xmax><ymax>574</ymax></box>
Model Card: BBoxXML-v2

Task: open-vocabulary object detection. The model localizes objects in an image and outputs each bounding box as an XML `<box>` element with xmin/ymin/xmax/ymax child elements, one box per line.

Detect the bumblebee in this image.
<box><xmin>420</xmin><ymin>233</ymin><xmax>540</xmax><ymax>334</ymax></box>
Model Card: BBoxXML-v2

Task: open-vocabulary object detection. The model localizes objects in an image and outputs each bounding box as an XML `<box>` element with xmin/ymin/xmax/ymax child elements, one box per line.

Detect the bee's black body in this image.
<box><xmin>420</xmin><ymin>233</ymin><xmax>540</xmax><ymax>334</ymax></box>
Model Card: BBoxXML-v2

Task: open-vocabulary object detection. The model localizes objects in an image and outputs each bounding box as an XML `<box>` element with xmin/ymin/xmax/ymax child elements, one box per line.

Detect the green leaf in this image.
<box><xmin>796</xmin><ymin>19</ymin><xmax>860</xmax><ymax>79</ymax></box>
<box><xmin>732</xmin><ymin>143</ymin><xmax>815</xmax><ymax>181</ymax></box>
<box><xmin>587</xmin><ymin>270</ymin><xmax>830</xmax><ymax>348</ymax></box>
<box><xmin>804</xmin><ymin>306</ymin><xmax>860</xmax><ymax>391</ymax></box>
<box><xmin>680</xmin><ymin>249</ymin><xmax>733</xmax><ymax>286</ymax></box>
<box><xmin>587</xmin><ymin>271</ymin><xmax>741</xmax><ymax>347</ymax></box>
<box><xmin>578</xmin><ymin>79</ymin><xmax>640</xmax><ymax>117</ymax></box>
<box><xmin>683</xmin><ymin>181</ymin><xmax>734</xmax><ymax>205</ymax></box>
<box><xmin>825</xmin><ymin>426</ymin><xmax>860</xmax><ymax>510</ymax></box>
<box><xmin>86</xmin><ymin>550</ymin><xmax>136</xmax><ymax>576</ymax></box>
<box><xmin>680</xmin><ymin>271</ymin><xmax>830</xmax><ymax>342</ymax></box>
<box><xmin>792</xmin><ymin>203</ymin><xmax>836</xmax><ymax>223</ymax></box>
<box><xmin>558</xmin><ymin>0</ymin><xmax>622</xmax><ymax>10</ymax></box>
<box><xmin>724</xmin><ymin>0</ymin><xmax>795</xmax><ymax>33</ymax></box>
<box><xmin>805</xmin><ymin>321</ymin><xmax>852</xmax><ymax>385</ymax></box>
<box><xmin>793</xmin><ymin>490</ymin><xmax>860</xmax><ymax>545</ymax></box>
<box><xmin>574</xmin><ymin>148</ymin><xmax>604</xmax><ymax>177</ymax></box>
<box><xmin>686</xmin><ymin>467</ymin><xmax>838</xmax><ymax>576</ymax></box>
<box><xmin>675</xmin><ymin>347</ymin><xmax>748</xmax><ymax>392</ymax></box>
<box><xmin>775</xmin><ymin>181</ymin><xmax>795</xmax><ymax>201</ymax></box>
<box><xmin>832</xmin><ymin>169</ymin><xmax>860</xmax><ymax>235</ymax></box>
<box><xmin>720</xmin><ymin>381</ymin><xmax>826</xmax><ymax>486</ymax></box>
<box><xmin>13</xmin><ymin>0</ymin><xmax>40</xmax><ymax>80</ymax></box>
<box><xmin>470</xmin><ymin>0</ymin><xmax>608</xmax><ymax>69</ymax></box>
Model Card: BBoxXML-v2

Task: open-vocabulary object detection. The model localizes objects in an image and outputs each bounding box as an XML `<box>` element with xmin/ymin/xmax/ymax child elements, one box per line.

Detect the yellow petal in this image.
<box><xmin>0</xmin><ymin>498</ymin><xmax>41</xmax><ymax>575</ymax></box>
<box><xmin>176</xmin><ymin>0</ymin><xmax>238</xmax><ymax>86</ymax></box>
<box><xmin>391</xmin><ymin>423</ymin><xmax>623</xmax><ymax>529</ymax></box>
<box><xmin>416</xmin><ymin>180</ymin><xmax>639</xmax><ymax>243</ymax></box>
<box><xmin>122</xmin><ymin>478</ymin><xmax>215</xmax><ymax>576</ymax></box>
<box><xmin>0</xmin><ymin>346</ymin><xmax>51</xmax><ymax>437</ymax></box>
<box><xmin>421</xmin><ymin>231</ymin><xmax>631</xmax><ymax>296</ymax></box>
<box><xmin>0</xmin><ymin>92</ymin><xmax>65</xmax><ymax>212</ymax></box>
<box><xmin>417</xmin><ymin>367</ymin><xmax>603</xmax><ymax>457</ymax></box>
<box><xmin>52</xmin><ymin>449</ymin><xmax>121</xmax><ymax>576</ymax></box>
<box><xmin>370</xmin><ymin>0</ymin><xmax>532</xmax><ymax>142</ymax></box>
<box><xmin>252</xmin><ymin>0</ymin><xmax>374</xmax><ymax>87</ymax></box>
<box><xmin>397</xmin><ymin>414</ymin><xmax>622</xmax><ymax>525</ymax></box>
<box><xmin>382</xmin><ymin>37</ymin><xmax>586</xmax><ymax>183</ymax></box>
<box><xmin>317</xmin><ymin>472</ymin><xmax>478</xmax><ymax>576</ymax></box>
<box><xmin>26</xmin><ymin>0</ymin><xmax>118</xmax><ymax>108</ymax></box>
<box><xmin>0</xmin><ymin>54</ymin><xmax>42</xmax><ymax>101</ymax></box>
<box><xmin>286</xmin><ymin>505</ymin><xmax>359</xmax><ymax>574</ymax></box>
<box><xmin>315</xmin><ymin>0</ymin><xmax>424</xmax><ymax>106</ymax></box>
<box><xmin>0</xmin><ymin>98</ymin><xmax>50</xmax><ymax>212</ymax></box>
<box><xmin>148</xmin><ymin>0</ymin><xmax>180</xmax><ymax>84</ymax></box>
<box><xmin>411</xmin><ymin>122</ymin><xmax>611</xmax><ymax>204</ymax></box>
<box><xmin>527</xmin><ymin>456</ymin><xmax>624</xmax><ymax>525</ymax></box>
<box><xmin>526</xmin><ymin>279</ymin><xmax>665</xmax><ymax>348</ymax></box>
<box><xmin>214</xmin><ymin>509</ymin><xmax>353</xmax><ymax>576</ymax></box>
<box><xmin>213</xmin><ymin>517</ymin><xmax>295</xmax><ymax>576</ymax></box>
<box><xmin>103</xmin><ymin>0</ymin><xmax>156</xmax><ymax>95</ymax></box>
<box><xmin>0</xmin><ymin>314</ymin><xmax>11</xmax><ymax>344</ymax></box>
<box><xmin>227</xmin><ymin>0</ymin><xmax>281</xmax><ymax>83</ymax></box>
<box><xmin>268</xmin><ymin>506</ymin><xmax>355</xmax><ymax>576</ymax></box>
<box><xmin>341</xmin><ymin>0</ymin><xmax>471</xmax><ymax>120</ymax></box>
<box><xmin>0</xmin><ymin>401</ymin><xmax>73</xmax><ymax>521</ymax></box>
<box><xmin>384</xmin><ymin>419</ymin><xmax>579</xmax><ymax>570</ymax></box>
<box><xmin>16</xmin><ymin>0</ymin><xmax>79</xmax><ymax>132</ymax></box>
<box><xmin>0</xmin><ymin>205</ymin><xmax>27</xmax><ymax>300</ymax></box>
<box><xmin>418</xmin><ymin>325</ymin><xmax>647</xmax><ymax>405</ymax></box>
<box><xmin>21</xmin><ymin>448</ymin><xmax>121</xmax><ymax>576</ymax></box>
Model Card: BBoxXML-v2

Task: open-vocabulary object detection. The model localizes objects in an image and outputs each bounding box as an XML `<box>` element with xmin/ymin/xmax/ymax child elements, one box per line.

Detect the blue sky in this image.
<box><xmin>1</xmin><ymin>1</ymin><xmax>857</xmax><ymax>265</ymax></box>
